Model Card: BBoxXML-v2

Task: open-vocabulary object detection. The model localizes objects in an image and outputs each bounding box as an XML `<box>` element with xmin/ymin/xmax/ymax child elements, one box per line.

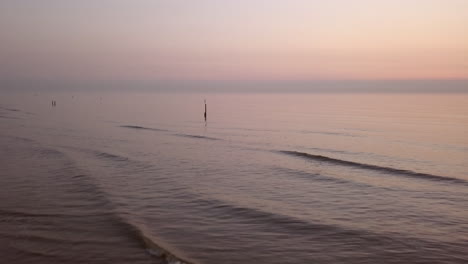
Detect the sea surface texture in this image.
<box><xmin>1</xmin><ymin>92</ymin><xmax>467</xmax><ymax>264</ymax></box>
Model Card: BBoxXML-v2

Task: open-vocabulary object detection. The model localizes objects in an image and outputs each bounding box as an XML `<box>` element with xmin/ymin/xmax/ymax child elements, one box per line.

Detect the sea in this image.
<box><xmin>1</xmin><ymin>91</ymin><xmax>467</xmax><ymax>264</ymax></box>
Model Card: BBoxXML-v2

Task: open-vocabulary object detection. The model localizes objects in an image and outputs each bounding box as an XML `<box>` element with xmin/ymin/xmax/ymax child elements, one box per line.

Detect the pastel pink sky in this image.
<box><xmin>1</xmin><ymin>0</ymin><xmax>467</xmax><ymax>81</ymax></box>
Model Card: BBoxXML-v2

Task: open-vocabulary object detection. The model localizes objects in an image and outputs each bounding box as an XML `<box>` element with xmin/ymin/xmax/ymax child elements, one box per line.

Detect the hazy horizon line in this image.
<box><xmin>1</xmin><ymin>79</ymin><xmax>467</xmax><ymax>93</ymax></box>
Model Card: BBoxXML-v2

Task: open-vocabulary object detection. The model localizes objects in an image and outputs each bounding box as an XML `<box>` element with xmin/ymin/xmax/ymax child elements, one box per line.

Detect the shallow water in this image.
<box><xmin>1</xmin><ymin>91</ymin><xmax>467</xmax><ymax>263</ymax></box>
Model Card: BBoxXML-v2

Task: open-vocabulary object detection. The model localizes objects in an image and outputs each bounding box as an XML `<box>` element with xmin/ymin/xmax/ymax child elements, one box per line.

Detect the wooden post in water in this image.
<box><xmin>204</xmin><ymin>99</ymin><xmax>207</xmax><ymax>121</ymax></box>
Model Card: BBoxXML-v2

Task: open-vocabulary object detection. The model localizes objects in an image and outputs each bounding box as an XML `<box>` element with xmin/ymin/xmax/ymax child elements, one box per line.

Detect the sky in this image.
<box><xmin>0</xmin><ymin>0</ymin><xmax>467</xmax><ymax>83</ymax></box>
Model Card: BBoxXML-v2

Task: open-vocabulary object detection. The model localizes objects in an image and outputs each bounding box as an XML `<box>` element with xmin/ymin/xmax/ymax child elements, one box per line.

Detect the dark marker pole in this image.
<box><xmin>204</xmin><ymin>99</ymin><xmax>207</xmax><ymax>121</ymax></box>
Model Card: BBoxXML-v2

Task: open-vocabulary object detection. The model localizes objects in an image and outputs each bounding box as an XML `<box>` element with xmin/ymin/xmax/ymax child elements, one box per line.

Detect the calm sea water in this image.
<box><xmin>1</xmin><ymin>91</ymin><xmax>467</xmax><ymax>264</ymax></box>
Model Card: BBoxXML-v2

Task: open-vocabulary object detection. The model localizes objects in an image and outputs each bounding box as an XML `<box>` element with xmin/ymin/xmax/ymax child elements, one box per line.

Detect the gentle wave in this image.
<box><xmin>298</xmin><ymin>130</ymin><xmax>361</xmax><ymax>137</ymax></box>
<box><xmin>0</xmin><ymin>115</ymin><xmax>20</xmax><ymax>119</ymax></box>
<box><xmin>11</xmin><ymin>136</ymin><xmax>35</xmax><ymax>143</ymax></box>
<box><xmin>120</xmin><ymin>125</ymin><xmax>220</xmax><ymax>141</ymax></box>
<box><xmin>0</xmin><ymin>228</ymin><xmax>118</xmax><ymax>246</ymax></box>
<box><xmin>271</xmin><ymin>166</ymin><xmax>384</xmax><ymax>190</ymax></box>
<box><xmin>190</xmin><ymin>196</ymin><xmax>441</xmax><ymax>251</ymax></box>
<box><xmin>174</xmin><ymin>134</ymin><xmax>220</xmax><ymax>141</ymax></box>
<box><xmin>303</xmin><ymin>146</ymin><xmax>360</xmax><ymax>155</ymax></box>
<box><xmin>0</xmin><ymin>209</ymin><xmax>59</xmax><ymax>218</ymax></box>
<box><xmin>279</xmin><ymin>150</ymin><xmax>468</xmax><ymax>185</ymax></box>
<box><xmin>61</xmin><ymin>146</ymin><xmax>132</xmax><ymax>163</ymax></box>
<box><xmin>120</xmin><ymin>125</ymin><xmax>169</xmax><ymax>132</ymax></box>
<box><xmin>34</xmin><ymin>147</ymin><xmax>64</xmax><ymax>158</ymax></box>
<box><xmin>0</xmin><ymin>106</ymin><xmax>20</xmax><ymax>112</ymax></box>
<box><xmin>13</xmin><ymin>246</ymin><xmax>61</xmax><ymax>260</ymax></box>
<box><xmin>95</xmin><ymin>152</ymin><xmax>129</xmax><ymax>162</ymax></box>
<box><xmin>194</xmin><ymin>197</ymin><xmax>345</xmax><ymax>234</ymax></box>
